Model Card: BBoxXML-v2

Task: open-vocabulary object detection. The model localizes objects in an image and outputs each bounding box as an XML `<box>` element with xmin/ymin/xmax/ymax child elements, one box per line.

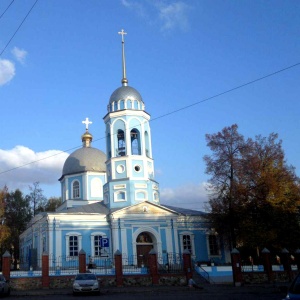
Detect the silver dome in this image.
<box><xmin>109</xmin><ymin>85</ymin><xmax>143</xmax><ymax>104</ymax></box>
<box><xmin>62</xmin><ymin>147</ymin><xmax>106</xmax><ymax>177</ymax></box>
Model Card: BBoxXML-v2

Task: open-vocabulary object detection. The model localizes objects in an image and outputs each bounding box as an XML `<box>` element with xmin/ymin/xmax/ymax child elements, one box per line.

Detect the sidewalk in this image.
<box><xmin>11</xmin><ymin>283</ymin><xmax>289</xmax><ymax>297</ymax></box>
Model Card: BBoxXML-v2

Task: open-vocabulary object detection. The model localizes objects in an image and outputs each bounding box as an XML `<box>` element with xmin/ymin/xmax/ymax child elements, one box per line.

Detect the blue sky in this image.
<box><xmin>0</xmin><ymin>0</ymin><xmax>299</xmax><ymax>211</ymax></box>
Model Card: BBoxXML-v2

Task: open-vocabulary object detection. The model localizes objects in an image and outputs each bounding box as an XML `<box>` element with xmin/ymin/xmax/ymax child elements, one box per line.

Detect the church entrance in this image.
<box><xmin>136</xmin><ymin>232</ymin><xmax>153</xmax><ymax>267</ymax></box>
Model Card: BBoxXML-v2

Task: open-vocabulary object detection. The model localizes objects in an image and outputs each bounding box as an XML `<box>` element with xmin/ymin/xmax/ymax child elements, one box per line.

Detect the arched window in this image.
<box><xmin>136</xmin><ymin>232</ymin><xmax>152</xmax><ymax>243</ymax></box>
<box><xmin>120</xmin><ymin>100</ymin><xmax>125</xmax><ymax>109</ymax></box>
<box><xmin>113</xmin><ymin>101</ymin><xmax>118</xmax><ymax>111</ymax></box>
<box><xmin>145</xmin><ymin>131</ymin><xmax>150</xmax><ymax>157</ymax></box>
<box><xmin>208</xmin><ymin>235</ymin><xmax>220</xmax><ymax>256</ymax></box>
<box><xmin>66</xmin><ymin>232</ymin><xmax>82</xmax><ymax>258</ymax></box>
<box><xmin>131</xmin><ymin>129</ymin><xmax>141</xmax><ymax>155</ymax></box>
<box><xmin>117</xmin><ymin>129</ymin><xmax>125</xmax><ymax>156</ymax></box>
<box><xmin>107</xmin><ymin>132</ymin><xmax>111</xmax><ymax>159</ymax></box>
<box><xmin>179</xmin><ymin>232</ymin><xmax>195</xmax><ymax>255</ymax></box>
<box><xmin>114</xmin><ymin>191</ymin><xmax>126</xmax><ymax>202</ymax></box>
<box><xmin>72</xmin><ymin>180</ymin><xmax>80</xmax><ymax>199</ymax></box>
<box><xmin>128</xmin><ymin>100</ymin><xmax>132</xmax><ymax>109</ymax></box>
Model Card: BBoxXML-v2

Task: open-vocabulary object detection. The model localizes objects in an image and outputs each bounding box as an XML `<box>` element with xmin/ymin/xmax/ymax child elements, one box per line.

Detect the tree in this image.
<box><xmin>4</xmin><ymin>189</ymin><xmax>32</xmax><ymax>269</ymax></box>
<box><xmin>0</xmin><ymin>186</ymin><xmax>10</xmax><ymax>257</ymax></box>
<box><xmin>204</xmin><ymin>124</ymin><xmax>247</xmax><ymax>249</ymax></box>
<box><xmin>204</xmin><ymin>125</ymin><xmax>300</xmax><ymax>253</ymax></box>
<box><xmin>44</xmin><ymin>196</ymin><xmax>62</xmax><ymax>212</ymax></box>
<box><xmin>237</xmin><ymin>133</ymin><xmax>300</xmax><ymax>251</ymax></box>
<box><xmin>26</xmin><ymin>182</ymin><xmax>47</xmax><ymax>216</ymax></box>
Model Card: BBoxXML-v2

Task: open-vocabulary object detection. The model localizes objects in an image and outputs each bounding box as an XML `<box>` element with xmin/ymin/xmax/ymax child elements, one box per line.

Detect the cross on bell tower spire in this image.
<box><xmin>118</xmin><ymin>29</ymin><xmax>128</xmax><ymax>86</ymax></box>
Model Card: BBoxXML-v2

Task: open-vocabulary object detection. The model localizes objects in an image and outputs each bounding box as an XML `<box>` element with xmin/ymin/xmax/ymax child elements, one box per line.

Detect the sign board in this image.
<box><xmin>100</xmin><ymin>237</ymin><xmax>109</xmax><ymax>247</ymax></box>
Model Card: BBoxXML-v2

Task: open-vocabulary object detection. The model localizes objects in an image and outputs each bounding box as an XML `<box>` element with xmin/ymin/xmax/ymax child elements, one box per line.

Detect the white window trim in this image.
<box><xmin>114</xmin><ymin>190</ymin><xmax>126</xmax><ymax>202</ymax></box>
<box><xmin>90</xmin><ymin>232</ymin><xmax>108</xmax><ymax>257</ymax></box>
<box><xmin>179</xmin><ymin>231</ymin><xmax>195</xmax><ymax>256</ymax></box>
<box><xmin>65</xmin><ymin>232</ymin><xmax>82</xmax><ymax>259</ymax></box>
<box><xmin>206</xmin><ymin>233</ymin><xmax>221</xmax><ymax>258</ymax></box>
<box><xmin>71</xmin><ymin>179</ymin><xmax>80</xmax><ymax>199</ymax></box>
<box><xmin>153</xmin><ymin>191</ymin><xmax>159</xmax><ymax>202</ymax></box>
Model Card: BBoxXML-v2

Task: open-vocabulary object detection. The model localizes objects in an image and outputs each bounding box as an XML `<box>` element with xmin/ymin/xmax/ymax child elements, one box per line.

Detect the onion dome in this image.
<box><xmin>60</xmin><ymin>119</ymin><xmax>106</xmax><ymax>179</ymax></box>
<box><xmin>109</xmin><ymin>85</ymin><xmax>143</xmax><ymax>104</ymax></box>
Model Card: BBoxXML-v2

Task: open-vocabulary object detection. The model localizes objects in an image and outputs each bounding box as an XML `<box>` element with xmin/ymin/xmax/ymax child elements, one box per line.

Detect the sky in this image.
<box><xmin>0</xmin><ymin>0</ymin><xmax>300</xmax><ymax>211</ymax></box>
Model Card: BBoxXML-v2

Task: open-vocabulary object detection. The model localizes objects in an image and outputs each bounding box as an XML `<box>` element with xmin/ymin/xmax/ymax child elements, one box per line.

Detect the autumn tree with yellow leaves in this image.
<box><xmin>0</xmin><ymin>186</ymin><xmax>10</xmax><ymax>255</ymax></box>
<box><xmin>204</xmin><ymin>124</ymin><xmax>300</xmax><ymax>254</ymax></box>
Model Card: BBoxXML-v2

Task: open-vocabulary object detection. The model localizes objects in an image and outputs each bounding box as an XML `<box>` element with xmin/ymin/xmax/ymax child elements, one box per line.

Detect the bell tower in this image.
<box><xmin>103</xmin><ymin>30</ymin><xmax>160</xmax><ymax>210</ymax></box>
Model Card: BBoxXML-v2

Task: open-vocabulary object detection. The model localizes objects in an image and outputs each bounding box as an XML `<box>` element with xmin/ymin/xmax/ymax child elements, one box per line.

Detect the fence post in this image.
<box><xmin>148</xmin><ymin>249</ymin><xmax>159</xmax><ymax>285</ymax></box>
<box><xmin>114</xmin><ymin>250</ymin><xmax>123</xmax><ymax>287</ymax></box>
<box><xmin>182</xmin><ymin>249</ymin><xmax>192</xmax><ymax>283</ymax></box>
<box><xmin>79</xmin><ymin>249</ymin><xmax>86</xmax><ymax>273</ymax></box>
<box><xmin>2</xmin><ymin>251</ymin><xmax>11</xmax><ymax>280</ymax></box>
<box><xmin>42</xmin><ymin>251</ymin><xmax>50</xmax><ymax>288</ymax></box>
<box><xmin>262</xmin><ymin>248</ymin><xmax>273</xmax><ymax>282</ymax></box>
<box><xmin>281</xmin><ymin>248</ymin><xmax>292</xmax><ymax>281</ymax></box>
<box><xmin>231</xmin><ymin>248</ymin><xmax>243</xmax><ymax>286</ymax></box>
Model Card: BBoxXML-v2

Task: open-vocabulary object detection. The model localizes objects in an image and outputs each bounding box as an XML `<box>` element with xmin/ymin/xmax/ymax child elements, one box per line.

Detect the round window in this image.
<box><xmin>134</xmin><ymin>165</ymin><xmax>141</xmax><ymax>172</ymax></box>
<box><xmin>116</xmin><ymin>164</ymin><xmax>125</xmax><ymax>173</ymax></box>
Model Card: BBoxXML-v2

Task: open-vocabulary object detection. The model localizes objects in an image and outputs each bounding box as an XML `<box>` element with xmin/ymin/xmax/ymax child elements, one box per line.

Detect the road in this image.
<box><xmin>7</xmin><ymin>285</ymin><xmax>288</xmax><ymax>300</ymax></box>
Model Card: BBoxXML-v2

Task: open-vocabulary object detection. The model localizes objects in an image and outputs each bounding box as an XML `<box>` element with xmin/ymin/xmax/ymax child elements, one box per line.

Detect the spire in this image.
<box><xmin>118</xmin><ymin>29</ymin><xmax>128</xmax><ymax>86</ymax></box>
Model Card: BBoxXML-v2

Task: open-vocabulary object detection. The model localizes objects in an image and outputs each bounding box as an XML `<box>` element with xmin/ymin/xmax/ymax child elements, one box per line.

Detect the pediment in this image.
<box><xmin>111</xmin><ymin>201</ymin><xmax>179</xmax><ymax>218</ymax></box>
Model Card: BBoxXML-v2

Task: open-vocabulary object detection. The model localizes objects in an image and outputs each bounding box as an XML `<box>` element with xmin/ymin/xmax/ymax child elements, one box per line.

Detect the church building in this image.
<box><xmin>20</xmin><ymin>30</ymin><xmax>229</xmax><ymax>267</ymax></box>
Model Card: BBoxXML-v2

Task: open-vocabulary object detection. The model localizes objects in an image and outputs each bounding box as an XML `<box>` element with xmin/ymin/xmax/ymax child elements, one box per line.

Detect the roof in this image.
<box><xmin>109</xmin><ymin>85</ymin><xmax>143</xmax><ymax>104</ymax></box>
<box><xmin>61</xmin><ymin>147</ymin><xmax>106</xmax><ymax>178</ymax></box>
<box><xmin>161</xmin><ymin>205</ymin><xmax>207</xmax><ymax>216</ymax></box>
<box><xmin>65</xmin><ymin>201</ymin><xmax>109</xmax><ymax>214</ymax></box>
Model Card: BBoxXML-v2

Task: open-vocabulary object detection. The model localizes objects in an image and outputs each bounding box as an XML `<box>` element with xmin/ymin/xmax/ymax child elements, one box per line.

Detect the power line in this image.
<box><xmin>0</xmin><ymin>0</ymin><xmax>15</xmax><ymax>20</ymax></box>
<box><xmin>0</xmin><ymin>61</ymin><xmax>299</xmax><ymax>176</ymax></box>
<box><xmin>0</xmin><ymin>0</ymin><xmax>38</xmax><ymax>57</ymax></box>
<box><xmin>150</xmin><ymin>62</ymin><xmax>300</xmax><ymax>123</ymax></box>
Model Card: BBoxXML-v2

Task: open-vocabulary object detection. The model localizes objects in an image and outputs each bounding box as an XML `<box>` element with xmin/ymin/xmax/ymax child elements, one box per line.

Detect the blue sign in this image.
<box><xmin>100</xmin><ymin>238</ymin><xmax>109</xmax><ymax>247</ymax></box>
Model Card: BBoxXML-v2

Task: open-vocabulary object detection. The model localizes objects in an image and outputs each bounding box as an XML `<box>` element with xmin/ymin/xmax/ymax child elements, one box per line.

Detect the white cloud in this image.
<box><xmin>156</xmin><ymin>2</ymin><xmax>190</xmax><ymax>32</ymax></box>
<box><xmin>0</xmin><ymin>59</ymin><xmax>15</xmax><ymax>86</ymax></box>
<box><xmin>11</xmin><ymin>47</ymin><xmax>27</xmax><ymax>64</ymax></box>
<box><xmin>121</xmin><ymin>0</ymin><xmax>191</xmax><ymax>32</ymax></box>
<box><xmin>160</xmin><ymin>182</ymin><xmax>209</xmax><ymax>211</ymax></box>
<box><xmin>0</xmin><ymin>146</ymin><xmax>68</xmax><ymax>192</ymax></box>
<box><xmin>121</xmin><ymin>0</ymin><xmax>147</xmax><ymax>17</ymax></box>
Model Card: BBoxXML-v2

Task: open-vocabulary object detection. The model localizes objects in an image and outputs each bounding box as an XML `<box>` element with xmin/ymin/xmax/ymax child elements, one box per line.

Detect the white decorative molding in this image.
<box><xmin>134</xmin><ymin>183</ymin><xmax>147</xmax><ymax>188</ymax></box>
<box><xmin>114</xmin><ymin>184</ymin><xmax>126</xmax><ymax>190</ymax></box>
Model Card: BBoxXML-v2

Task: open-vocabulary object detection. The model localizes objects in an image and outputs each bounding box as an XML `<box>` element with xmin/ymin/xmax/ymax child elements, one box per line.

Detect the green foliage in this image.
<box><xmin>44</xmin><ymin>196</ymin><xmax>62</xmax><ymax>212</ymax></box>
<box><xmin>3</xmin><ymin>189</ymin><xmax>32</xmax><ymax>266</ymax></box>
<box><xmin>204</xmin><ymin>124</ymin><xmax>300</xmax><ymax>253</ymax></box>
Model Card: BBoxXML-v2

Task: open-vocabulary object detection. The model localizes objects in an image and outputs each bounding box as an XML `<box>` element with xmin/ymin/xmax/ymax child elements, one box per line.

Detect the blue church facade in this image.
<box><xmin>19</xmin><ymin>31</ymin><xmax>230</xmax><ymax>268</ymax></box>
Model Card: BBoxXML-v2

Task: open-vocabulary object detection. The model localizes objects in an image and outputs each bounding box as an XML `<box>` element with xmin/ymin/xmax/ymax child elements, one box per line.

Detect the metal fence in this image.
<box><xmin>85</xmin><ymin>255</ymin><xmax>115</xmax><ymax>275</ymax></box>
<box><xmin>10</xmin><ymin>252</ymin><xmax>184</xmax><ymax>277</ymax></box>
<box><xmin>122</xmin><ymin>255</ymin><xmax>149</xmax><ymax>274</ymax></box>
<box><xmin>157</xmin><ymin>252</ymin><xmax>183</xmax><ymax>274</ymax></box>
<box><xmin>11</xmin><ymin>256</ymin><xmax>43</xmax><ymax>277</ymax></box>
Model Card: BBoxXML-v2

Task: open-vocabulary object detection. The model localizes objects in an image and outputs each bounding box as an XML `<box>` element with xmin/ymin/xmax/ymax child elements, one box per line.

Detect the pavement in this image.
<box><xmin>10</xmin><ymin>282</ymin><xmax>290</xmax><ymax>297</ymax></box>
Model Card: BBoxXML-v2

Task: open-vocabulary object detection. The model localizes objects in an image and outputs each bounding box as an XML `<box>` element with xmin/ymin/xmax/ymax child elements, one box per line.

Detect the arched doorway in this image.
<box><xmin>136</xmin><ymin>232</ymin><xmax>153</xmax><ymax>267</ymax></box>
